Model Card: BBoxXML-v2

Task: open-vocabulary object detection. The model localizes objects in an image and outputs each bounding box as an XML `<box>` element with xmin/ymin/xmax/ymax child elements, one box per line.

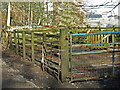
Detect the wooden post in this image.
<box><xmin>101</xmin><ymin>29</ymin><xmax>103</xmax><ymax>43</ymax></box>
<box><xmin>43</xmin><ymin>33</ymin><xmax>46</xmax><ymax>41</ymax></box>
<box><xmin>98</xmin><ymin>26</ymin><xmax>101</xmax><ymax>46</ymax></box>
<box><xmin>9</xmin><ymin>31</ymin><xmax>12</xmax><ymax>49</ymax></box>
<box><xmin>42</xmin><ymin>33</ymin><xmax>46</xmax><ymax>70</ymax></box>
<box><xmin>60</xmin><ymin>29</ymin><xmax>69</xmax><ymax>82</ymax></box>
<box><xmin>41</xmin><ymin>33</ymin><xmax>46</xmax><ymax>70</ymax></box>
<box><xmin>107</xmin><ymin>34</ymin><xmax>109</xmax><ymax>43</ymax></box>
<box><xmin>31</xmin><ymin>31</ymin><xmax>34</xmax><ymax>62</ymax></box>
<box><xmin>87</xmin><ymin>26</ymin><xmax>90</xmax><ymax>44</ymax></box>
<box><xmin>2</xmin><ymin>30</ymin><xmax>5</xmax><ymax>45</ymax></box>
<box><xmin>14</xmin><ymin>30</ymin><xmax>18</xmax><ymax>54</ymax></box>
<box><xmin>5</xmin><ymin>30</ymin><xmax>7</xmax><ymax>44</ymax></box>
<box><xmin>22</xmin><ymin>31</ymin><xmax>26</xmax><ymax>59</ymax></box>
<box><xmin>112</xmin><ymin>25</ymin><xmax>115</xmax><ymax>44</ymax></box>
<box><xmin>46</xmin><ymin>2</ymin><xmax>48</xmax><ymax>25</ymax></box>
<box><xmin>92</xmin><ymin>35</ymin><xmax>94</xmax><ymax>44</ymax></box>
<box><xmin>5</xmin><ymin>31</ymin><xmax>10</xmax><ymax>49</ymax></box>
<box><xmin>18</xmin><ymin>33</ymin><xmax>20</xmax><ymax>53</ymax></box>
<box><xmin>95</xmin><ymin>35</ymin><xmax>97</xmax><ymax>43</ymax></box>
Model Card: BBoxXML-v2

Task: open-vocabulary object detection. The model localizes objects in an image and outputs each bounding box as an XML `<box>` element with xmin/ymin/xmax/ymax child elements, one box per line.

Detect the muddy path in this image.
<box><xmin>2</xmin><ymin>47</ymin><xmax>120</xmax><ymax>88</ymax></box>
<box><xmin>2</xmin><ymin>48</ymin><xmax>75</xmax><ymax>88</ymax></box>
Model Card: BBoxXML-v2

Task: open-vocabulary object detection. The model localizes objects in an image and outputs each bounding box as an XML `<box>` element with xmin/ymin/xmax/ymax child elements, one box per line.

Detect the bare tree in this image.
<box><xmin>52</xmin><ymin>0</ymin><xmax>88</xmax><ymax>27</ymax></box>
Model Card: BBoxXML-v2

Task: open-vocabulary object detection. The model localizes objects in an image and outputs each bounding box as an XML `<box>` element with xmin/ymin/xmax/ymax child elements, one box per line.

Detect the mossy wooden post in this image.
<box><xmin>22</xmin><ymin>31</ymin><xmax>26</xmax><ymax>59</ymax></box>
<box><xmin>101</xmin><ymin>27</ymin><xmax>103</xmax><ymax>44</ymax></box>
<box><xmin>4</xmin><ymin>30</ymin><xmax>6</xmax><ymax>45</ymax></box>
<box><xmin>9</xmin><ymin>31</ymin><xmax>12</xmax><ymax>49</ymax></box>
<box><xmin>31</xmin><ymin>31</ymin><xmax>34</xmax><ymax>62</ymax></box>
<box><xmin>60</xmin><ymin>29</ymin><xmax>69</xmax><ymax>82</ymax></box>
<box><xmin>112</xmin><ymin>25</ymin><xmax>115</xmax><ymax>44</ymax></box>
<box><xmin>98</xmin><ymin>26</ymin><xmax>101</xmax><ymax>46</ymax></box>
<box><xmin>2</xmin><ymin>30</ymin><xmax>5</xmax><ymax>45</ymax></box>
<box><xmin>43</xmin><ymin>33</ymin><xmax>46</xmax><ymax>42</ymax></box>
<box><xmin>17</xmin><ymin>33</ymin><xmax>20</xmax><ymax>53</ymax></box>
<box><xmin>107</xmin><ymin>32</ymin><xmax>109</xmax><ymax>43</ymax></box>
<box><xmin>87</xmin><ymin>26</ymin><xmax>90</xmax><ymax>44</ymax></box>
<box><xmin>14</xmin><ymin>30</ymin><xmax>18</xmax><ymax>54</ymax></box>
<box><xmin>13</xmin><ymin>31</ymin><xmax>16</xmax><ymax>49</ymax></box>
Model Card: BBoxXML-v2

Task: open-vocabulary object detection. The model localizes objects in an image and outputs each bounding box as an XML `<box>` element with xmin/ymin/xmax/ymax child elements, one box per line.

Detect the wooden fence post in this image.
<box><xmin>92</xmin><ymin>34</ymin><xmax>94</xmax><ymax>44</ymax></box>
<box><xmin>43</xmin><ymin>33</ymin><xmax>46</xmax><ymax>41</ymax></box>
<box><xmin>87</xmin><ymin>26</ymin><xmax>90</xmax><ymax>44</ymax></box>
<box><xmin>60</xmin><ymin>28</ymin><xmax>69</xmax><ymax>82</ymax></box>
<box><xmin>2</xmin><ymin>31</ymin><xmax>4</xmax><ymax>45</ymax></box>
<box><xmin>22</xmin><ymin>31</ymin><xmax>26</xmax><ymax>59</ymax></box>
<box><xmin>42</xmin><ymin>33</ymin><xmax>46</xmax><ymax>70</ymax></box>
<box><xmin>100</xmin><ymin>27</ymin><xmax>103</xmax><ymax>43</ymax></box>
<box><xmin>107</xmin><ymin>34</ymin><xmax>109</xmax><ymax>43</ymax></box>
<box><xmin>9</xmin><ymin>32</ymin><xmax>12</xmax><ymax>49</ymax></box>
<box><xmin>17</xmin><ymin>33</ymin><xmax>20</xmax><ymax>53</ymax></box>
<box><xmin>4</xmin><ymin>30</ymin><xmax>6</xmax><ymax>46</ymax></box>
<box><xmin>31</xmin><ymin>31</ymin><xmax>34</xmax><ymax>62</ymax></box>
<box><xmin>14</xmin><ymin>30</ymin><xmax>18</xmax><ymax>54</ymax></box>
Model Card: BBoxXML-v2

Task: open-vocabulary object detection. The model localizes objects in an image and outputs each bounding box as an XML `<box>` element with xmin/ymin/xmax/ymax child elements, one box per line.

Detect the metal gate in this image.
<box><xmin>69</xmin><ymin>31</ymin><xmax>120</xmax><ymax>82</ymax></box>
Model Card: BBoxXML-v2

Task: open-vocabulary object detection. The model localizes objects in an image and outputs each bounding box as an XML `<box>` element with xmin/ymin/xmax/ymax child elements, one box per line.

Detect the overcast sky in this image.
<box><xmin>87</xmin><ymin>0</ymin><xmax>119</xmax><ymax>15</ymax></box>
<box><xmin>87</xmin><ymin>0</ymin><xmax>118</xmax><ymax>5</ymax></box>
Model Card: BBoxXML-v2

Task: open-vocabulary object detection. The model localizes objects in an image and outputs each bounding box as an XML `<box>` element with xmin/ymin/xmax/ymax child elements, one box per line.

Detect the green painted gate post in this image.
<box><xmin>22</xmin><ymin>31</ymin><xmax>26</xmax><ymax>59</ymax></box>
<box><xmin>60</xmin><ymin>28</ymin><xmax>69</xmax><ymax>82</ymax></box>
<box><xmin>112</xmin><ymin>25</ymin><xmax>115</xmax><ymax>75</ymax></box>
<box><xmin>31</xmin><ymin>31</ymin><xmax>34</xmax><ymax>62</ymax></box>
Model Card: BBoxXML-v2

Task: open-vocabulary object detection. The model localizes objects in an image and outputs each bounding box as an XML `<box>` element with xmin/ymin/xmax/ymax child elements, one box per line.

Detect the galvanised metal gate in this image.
<box><xmin>69</xmin><ymin>31</ymin><xmax>120</xmax><ymax>82</ymax></box>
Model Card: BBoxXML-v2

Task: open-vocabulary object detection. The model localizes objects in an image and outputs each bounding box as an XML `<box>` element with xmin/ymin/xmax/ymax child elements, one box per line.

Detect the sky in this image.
<box><xmin>87</xmin><ymin>0</ymin><xmax>118</xmax><ymax>5</ymax></box>
<box><xmin>87</xmin><ymin>0</ymin><xmax>119</xmax><ymax>16</ymax></box>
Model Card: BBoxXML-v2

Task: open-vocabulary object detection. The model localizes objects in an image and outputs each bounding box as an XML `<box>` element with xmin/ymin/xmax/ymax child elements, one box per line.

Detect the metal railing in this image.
<box><xmin>70</xmin><ymin>31</ymin><xmax>120</xmax><ymax>82</ymax></box>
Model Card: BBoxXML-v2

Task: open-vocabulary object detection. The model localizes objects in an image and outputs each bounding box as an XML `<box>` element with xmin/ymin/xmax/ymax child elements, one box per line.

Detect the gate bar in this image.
<box><xmin>72</xmin><ymin>32</ymin><xmax>120</xmax><ymax>36</ymax></box>
<box><xmin>72</xmin><ymin>42</ymin><xmax>120</xmax><ymax>47</ymax></box>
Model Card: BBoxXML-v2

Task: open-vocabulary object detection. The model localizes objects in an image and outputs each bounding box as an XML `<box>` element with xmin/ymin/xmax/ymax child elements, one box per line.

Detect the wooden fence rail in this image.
<box><xmin>1</xmin><ymin>26</ymin><xmax>120</xmax><ymax>82</ymax></box>
<box><xmin>2</xmin><ymin>28</ymin><xmax>70</xmax><ymax>82</ymax></box>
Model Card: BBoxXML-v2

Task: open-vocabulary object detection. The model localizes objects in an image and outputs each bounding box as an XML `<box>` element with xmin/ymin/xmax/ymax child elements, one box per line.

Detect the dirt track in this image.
<box><xmin>2</xmin><ymin>47</ymin><xmax>120</xmax><ymax>88</ymax></box>
<box><xmin>2</xmin><ymin>48</ymin><xmax>75</xmax><ymax>88</ymax></box>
